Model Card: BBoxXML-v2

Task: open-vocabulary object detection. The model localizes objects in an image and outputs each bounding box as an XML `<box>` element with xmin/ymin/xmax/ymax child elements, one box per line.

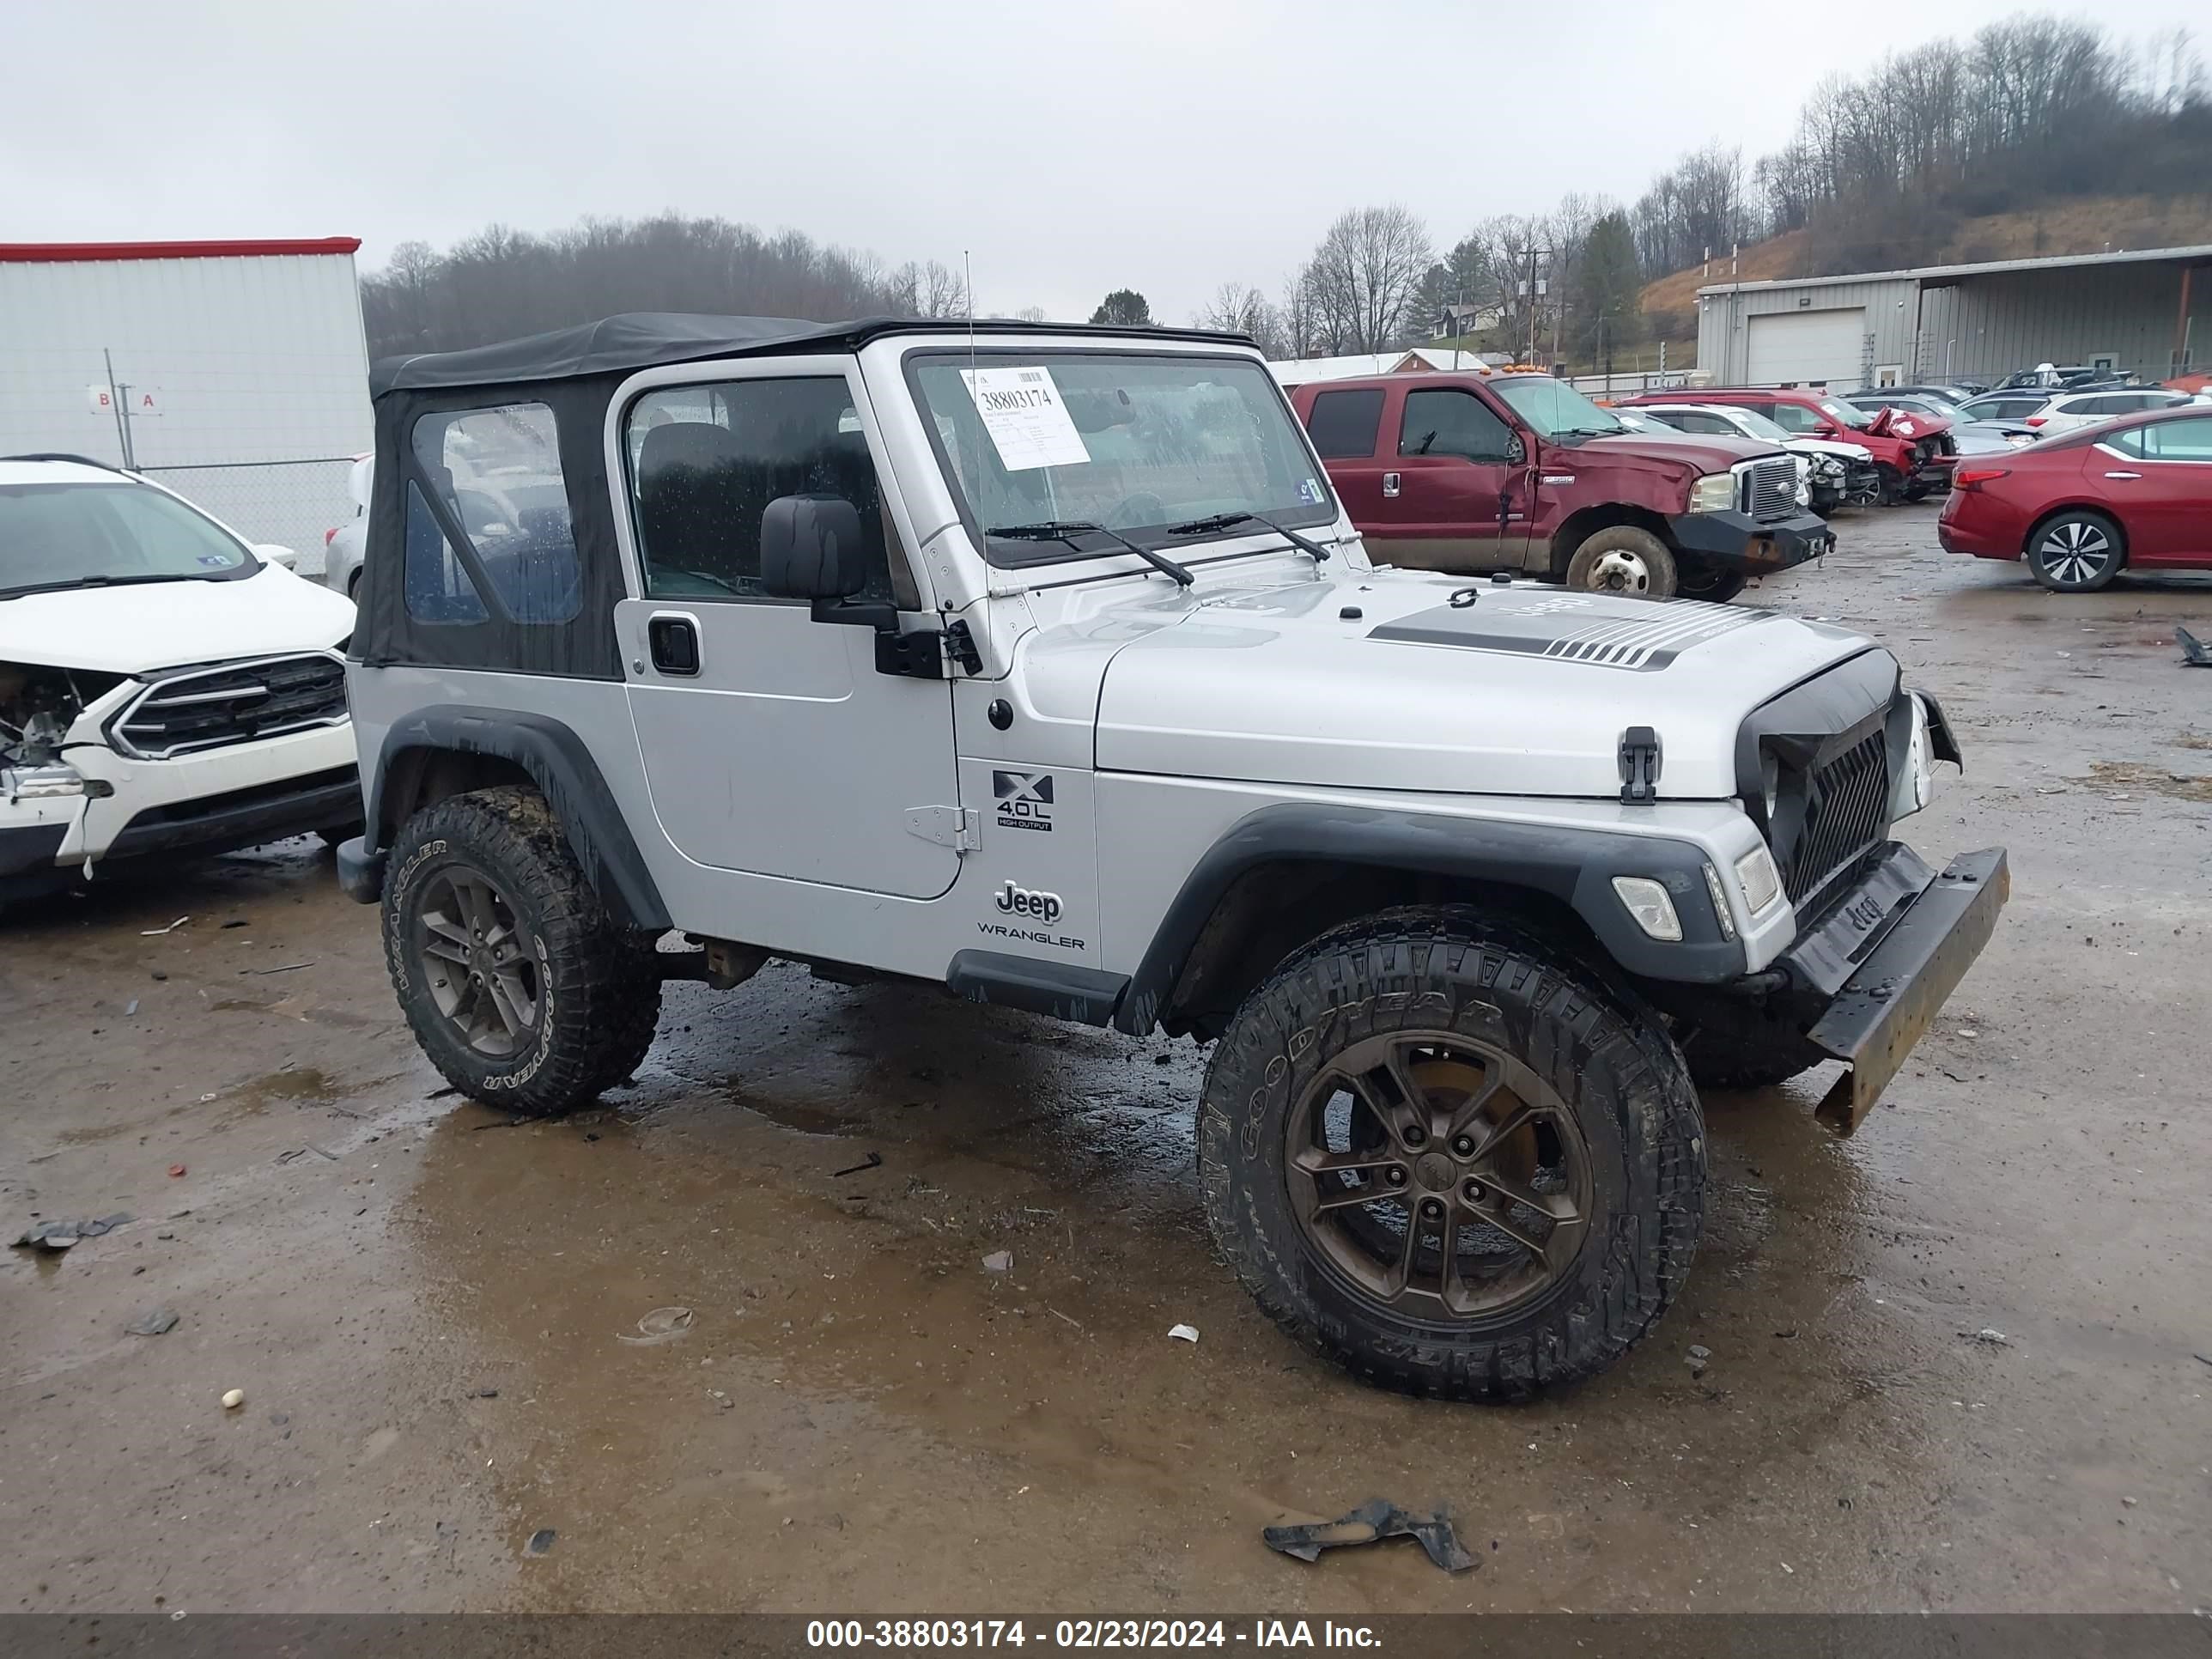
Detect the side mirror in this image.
<box><xmin>255</xmin><ymin>543</ymin><xmax>300</xmax><ymax>569</ymax></box>
<box><xmin>1506</xmin><ymin>433</ymin><xmax>1527</xmax><ymax>465</ymax></box>
<box><xmin>760</xmin><ymin>495</ymin><xmax>865</xmax><ymax>601</ymax></box>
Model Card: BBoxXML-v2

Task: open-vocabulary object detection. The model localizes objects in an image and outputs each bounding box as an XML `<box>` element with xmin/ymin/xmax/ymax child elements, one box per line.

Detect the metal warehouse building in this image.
<box><xmin>0</xmin><ymin>238</ymin><xmax>374</xmax><ymax>569</ymax></box>
<box><xmin>1696</xmin><ymin>243</ymin><xmax>2211</xmax><ymax>390</ymax></box>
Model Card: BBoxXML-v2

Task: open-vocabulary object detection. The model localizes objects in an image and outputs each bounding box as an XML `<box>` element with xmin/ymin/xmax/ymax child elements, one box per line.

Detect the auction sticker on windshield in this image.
<box><xmin>960</xmin><ymin>367</ymin><xmax>1091</xmax><ymax>471</ymax></box>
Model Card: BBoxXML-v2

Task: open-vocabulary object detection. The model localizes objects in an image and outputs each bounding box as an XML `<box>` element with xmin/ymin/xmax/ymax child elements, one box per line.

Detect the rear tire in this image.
<box><xmin>2027</xmin><ymin>510</ymin><xmax>2124</xmax><ymax>592</ymax></box>
<box><xmin>382</xmin><ymin>785</ymin><xmax>661</xmax><ymax>1116</ymax></box>
<box><xmin>1197</xmin><ymin>907</ymin><xmax>1705</xmax><ymax>1401</ymax></box>
<box><xmin>1564</xmin><ymin>527</ymin><xmax>1678</xmax><ymax>599</ymax></box>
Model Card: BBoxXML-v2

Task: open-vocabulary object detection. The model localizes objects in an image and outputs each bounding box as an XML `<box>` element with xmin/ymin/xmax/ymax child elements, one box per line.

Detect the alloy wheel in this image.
<box><xmin>1284</xmin><ymin>1031</ymin><xmax>1593</xmax><ymax>1322</ymax></box>
<box><xmin>413</xmin><ymin>866</ymin><xmax>539</xmax><ymax>1058</ymax></box>
<box><xmin>2038</xmin><ymin>520</ymin><xmax>2114</xmax><ymax>586</ymax></box>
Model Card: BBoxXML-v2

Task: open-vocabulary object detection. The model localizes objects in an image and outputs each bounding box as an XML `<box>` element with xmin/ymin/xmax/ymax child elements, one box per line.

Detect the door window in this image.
<box><xmin>1663</xmin><ymin>410</ymin><xmax>1737</xmax><ymax>435</ymax></box>
<box><xmin>1399</xmin><ymin>389</ymin><xmax>1514</xmax><ymax>461</ymax></box>
<box><xmin>1305</xmin><ymin>388</ymin><xmax>1385</xmax><ymax>459</ymax></box>
<box><xmin>627</xmin><ymin>379</ymin><xmax>894</xmax><ymax>603</ymax></box>
<box><xmin>1765</xmin><ymin>403</ymin><xmax>1825</xmax><ymax>434</ymax></box>
<box><xmin>2138</xmin><ymin>416</ymin><xmax>2212</xmax><ymax>460</ymax></box>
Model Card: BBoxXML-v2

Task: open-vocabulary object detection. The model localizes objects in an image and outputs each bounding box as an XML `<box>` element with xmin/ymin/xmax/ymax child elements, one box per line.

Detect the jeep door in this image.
<box><xmin>1363</xmin><ymin>382</ymin><xmax>1533</xmax><ymax>572</ymax></box>
<box><xmin>613</xmin><ymin>360</ymin><xmax>961</xmax><ymax>899</ymax></box>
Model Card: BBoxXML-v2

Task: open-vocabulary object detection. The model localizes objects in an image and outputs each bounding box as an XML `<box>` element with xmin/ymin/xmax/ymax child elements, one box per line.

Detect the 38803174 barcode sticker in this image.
<box><xmin>958</xmin><ymin>366</ymin><xmax>1091</xmax><ymax>471</ymax></box>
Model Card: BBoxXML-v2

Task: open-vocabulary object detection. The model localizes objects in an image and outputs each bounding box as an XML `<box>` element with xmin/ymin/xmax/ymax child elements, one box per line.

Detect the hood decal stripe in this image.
<box><xmin>1369</xmin><ymin>598</ymin><xmax>1771</xmax><ymax>672</ymax></box>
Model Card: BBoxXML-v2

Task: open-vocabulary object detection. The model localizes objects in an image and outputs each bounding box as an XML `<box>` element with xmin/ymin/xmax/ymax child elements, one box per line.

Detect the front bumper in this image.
<box><xmin>1668</xmin><ymin>507</ymin><xmax>1835</xmax><ymax>573</ymax></box>
<box><xmin>1783</xmin><ymin>843</ymin><xmax>2010</xmax><ymax>1135</ymax></box>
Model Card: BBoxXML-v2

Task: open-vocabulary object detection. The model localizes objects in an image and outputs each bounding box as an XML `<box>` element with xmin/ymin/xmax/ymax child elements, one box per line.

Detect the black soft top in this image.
<box><xmin>371</xmin><ymin>313</ymin><xmax>1255</xmax><ymax>396</ymax></box>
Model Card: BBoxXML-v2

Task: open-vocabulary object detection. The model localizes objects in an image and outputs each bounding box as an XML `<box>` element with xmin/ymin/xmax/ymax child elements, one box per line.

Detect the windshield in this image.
<box><xmin>909</xmin><ymin>350</ymin><xmax>1334</xmax><ymax>564</ymax></box>
<box><xmin>1728</xmin><ymin>409</ymin><xmax>1796</xmax><ymax>443</ymax></box>
<box><xmin>1817</xmin><ymin>399</ymin><xmax>1874</xmax><ymax>429</ymax></box>
<box><xmin>1491</xmin><ymin>377</ymin><xmax>1623</xmax><ymax>437</ymax></box>
<box><xmin>1</xmin><ymin>479</ymin><xmax>255</xmax><ymax>598</ymax></box>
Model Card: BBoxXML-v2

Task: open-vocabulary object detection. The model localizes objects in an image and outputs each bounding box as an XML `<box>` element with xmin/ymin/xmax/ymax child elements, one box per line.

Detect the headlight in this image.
<box><xmin>1689</xmin><ymin>472</ymin><xmax>1737</xmax><ymax>514</ymax></box>
<box><xmin>1888</xmin><ymin>693</ymin><xmax>1936</xmax><ymax>820</ymax></box>
<box><xmin>1735</xmin><ymin>844</ymin><xmax>1783</xmax><ymax>915</ymax></box>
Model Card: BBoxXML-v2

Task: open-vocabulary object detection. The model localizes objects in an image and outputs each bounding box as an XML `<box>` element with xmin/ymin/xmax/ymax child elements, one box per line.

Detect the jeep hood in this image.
<box><xmin>0</xmin><ymin>563</ymin><xmax>355</xmax><ymax>675</ymax></box>
<box><xmin>1091</xmin><ymin>573</ymin><xmax>1882</xmax><ymax>799</ymax></box>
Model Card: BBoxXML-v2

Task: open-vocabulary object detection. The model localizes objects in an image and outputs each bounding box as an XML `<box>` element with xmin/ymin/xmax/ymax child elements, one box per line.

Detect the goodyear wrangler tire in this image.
<box><xmin>1196</xmin><ymin>907</ymin><xmax>1705</xmax><ymax>1401</ymax></box>
<box><xmin>382</xmin><ymin>786</ymin><xmax>661</xmax><ymax>1117</ymax></box>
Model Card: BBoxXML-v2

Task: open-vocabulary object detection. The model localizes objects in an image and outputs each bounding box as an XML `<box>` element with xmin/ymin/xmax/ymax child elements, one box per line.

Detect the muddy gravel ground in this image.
<box><xmin>4</xmin><ymin>505</ymin><xmax>2209</xmax><ymax>1617</ymax></box>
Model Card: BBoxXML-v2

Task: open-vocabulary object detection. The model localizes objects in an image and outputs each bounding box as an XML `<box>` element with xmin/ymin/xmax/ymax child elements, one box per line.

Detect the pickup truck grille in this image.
<box><xmin>1786</xmin><ymin>729</ymin><xmax>1891</xmax><ymax>904</ymax></box>
<box><xmin>112</xmin><ymin>653</ymin><xmax>349</xmax><ymax>760</ymax></box>
<box><xmin>1743</xmin><ymin>457</ymin><xmax>1799</xmax><ymax>522</ymax></box>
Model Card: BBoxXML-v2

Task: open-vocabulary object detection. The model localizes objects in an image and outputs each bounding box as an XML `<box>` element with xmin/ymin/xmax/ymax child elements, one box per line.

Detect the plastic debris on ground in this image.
<box><xmin>1168</xmin><ymin>1323</ymin><xmax>1200</xmax><ymax>1344</ymax></box>
<box><xmin>13</xmin><ymin>1213</ymin><xmax>133</xmax><ymax>1251</ymax></box>
<box><xmin>2178</xmin><ymin>625</ymin><xmax>2211</xmax><ymax>667</ymax></box>
<box><xmin>125</xmin><ymin>1307</ymin><xmax>180</xmax><ymax>1336</ymax></box>
<box><xmin>1262</xmin><ymin>1498</ymin><xmax>1477</xmax><ymax>1573</ymax></box>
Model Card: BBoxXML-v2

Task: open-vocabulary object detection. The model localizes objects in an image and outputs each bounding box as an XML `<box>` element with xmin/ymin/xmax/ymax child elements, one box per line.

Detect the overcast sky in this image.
<box><xmin>4</xmin><ymin>1</ymin><xmax>2202</xmax><ymax>324</ymax></box>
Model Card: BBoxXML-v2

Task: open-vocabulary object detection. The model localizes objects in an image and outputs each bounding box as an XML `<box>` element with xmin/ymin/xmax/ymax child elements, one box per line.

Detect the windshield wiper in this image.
<box><xmin>1166</xmin><ymin>511</ymin><xmax>1332</xmax><ymax>564</ymax></box>
<box><xmin>987</xmin><ymin>520</ymin><xmax>1194</xmax><ymax>586</ymax></box>
<box><xmin>0</xmin><ymin>572</ymin><xmax>222</xmax><ymax>602</ymax></box>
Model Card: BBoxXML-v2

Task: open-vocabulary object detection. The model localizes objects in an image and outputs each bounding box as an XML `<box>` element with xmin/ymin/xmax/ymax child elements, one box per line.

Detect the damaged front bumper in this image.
<box><xmin>1784</xmin><ymin>843</ymin><xmax>2010</xmax><ymax>1134</ymax></box>
<box><xmin>1668</xmin><ymin>507</ymin><xmax>1836</xmax><ymax>574</ymax></box>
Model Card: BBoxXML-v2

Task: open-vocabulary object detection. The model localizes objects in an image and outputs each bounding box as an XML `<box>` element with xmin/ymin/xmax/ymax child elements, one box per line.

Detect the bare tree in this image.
<box><xmin>1301</xmin><ymin>205</ymin><xmax>1435</xmax><ymax>354</ymax></box>
<box><xmin>886</xmin><ymin>259</ymin><xmax>970</xmax><ymax>319</ymax></box>
<box><xmin>1194</xmin><ymin>281</ymin><xmax>1285</xmax><ymax>356</ymax></box>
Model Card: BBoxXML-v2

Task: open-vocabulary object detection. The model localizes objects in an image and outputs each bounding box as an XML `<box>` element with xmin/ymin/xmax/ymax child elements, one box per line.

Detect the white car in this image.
<box><xmin>2018</xmin><ymin>387</ymin><xmax>2193</xmax><ymax>438</ymax></box>
<box><xmin>322</xmin><ymin>452</ymin><xmax>374</xmax><ymax>599</ymax></box>
<box><xmin>2</xmin><ymin>455</ymin><xmax>361</xmax><ymax>902</ymax></box>
<box><xmin>1631</xmin><ymin>403</ymin><xmax>1879</xmax><ymax>512</ymax></box>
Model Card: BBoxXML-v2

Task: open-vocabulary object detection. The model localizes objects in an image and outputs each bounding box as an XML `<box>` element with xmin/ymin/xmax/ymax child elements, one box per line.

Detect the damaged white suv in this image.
<box><xmin>337</xmin><ymin>317</ymin><xmax>2007</xmax><ymax>1399</ymax></box>
<box><xmin>2</xmin><ymin>456</ymin><xmax>360</xmax><ymax>902</ymax></box>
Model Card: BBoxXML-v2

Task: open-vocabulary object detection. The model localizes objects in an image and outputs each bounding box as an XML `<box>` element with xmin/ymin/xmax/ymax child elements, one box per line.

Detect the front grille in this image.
<box><xmin>1744</xmin><ymin>457</ymin><xmax>1799</xmax><ymax>522</ymax></box>
<box><xmin>1787</xmin><ymin>729</ymin><xmax>1891</xmax><ymax>904</ymax></box>
<box><xmin>112</xmin><ymin>653</ymin><xmax>349</xmax><ymax>760</ymax></box>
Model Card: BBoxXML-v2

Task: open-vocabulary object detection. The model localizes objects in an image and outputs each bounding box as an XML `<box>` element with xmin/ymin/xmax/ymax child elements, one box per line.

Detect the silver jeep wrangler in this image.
<box><xmin>339</xmin><ymin>315</ymin><xmax>2007</xmax><ymax>1399</ymax></box>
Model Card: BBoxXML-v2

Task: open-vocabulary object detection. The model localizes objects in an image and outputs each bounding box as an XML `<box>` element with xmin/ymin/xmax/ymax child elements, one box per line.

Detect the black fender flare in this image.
<box><xmin>1112</xmin><ymin>801</ymin><xmax>1746</xmax><ymax>1036</ymax></box>
<box><xmin>360</xmin><ymin>706</ymin><xmax>670</xmax><ymax>932</ymax></box>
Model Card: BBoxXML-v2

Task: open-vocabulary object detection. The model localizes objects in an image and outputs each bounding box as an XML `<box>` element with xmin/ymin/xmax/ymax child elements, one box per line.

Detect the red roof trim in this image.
<box><xmin>0</xmin><ymin>238</ymin><xmax>362</xmax><ymax>264</ymax></box>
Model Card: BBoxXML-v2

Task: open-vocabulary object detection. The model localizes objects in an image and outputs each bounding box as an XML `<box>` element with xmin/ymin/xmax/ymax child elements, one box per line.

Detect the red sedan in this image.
<box><xmin>1940</xmin><ymin>406</ymin><xmax>2212</xmax><ymax>591</ymax></box>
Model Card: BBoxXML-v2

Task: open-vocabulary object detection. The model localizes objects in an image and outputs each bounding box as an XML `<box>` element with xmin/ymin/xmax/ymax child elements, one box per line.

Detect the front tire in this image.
<box><xmin>2027</xmin><ymin>510</ymin><xmax>2124</xmax><ymax>592</ymax></box>
<box><xmin>382</xmin><ymin>786</ymin><xmax>662</xmax><ymax>1116</ymax></box>
<box><xmin>1197</xmin><ymin>908</ymin><xmax>1705</xmax><ymax>1401</ymax></box>
<box><xmin>1564</xmin><ymin>527</ymin><xmax>1678</xmax><ymax>599</ymax></box>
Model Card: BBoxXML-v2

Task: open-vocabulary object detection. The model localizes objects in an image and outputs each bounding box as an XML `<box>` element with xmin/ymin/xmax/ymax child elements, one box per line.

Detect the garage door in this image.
<box><xmin>1747</xmin><ymin>307</ymin><xmax>1868</xmax><ymax>386</ymax></box>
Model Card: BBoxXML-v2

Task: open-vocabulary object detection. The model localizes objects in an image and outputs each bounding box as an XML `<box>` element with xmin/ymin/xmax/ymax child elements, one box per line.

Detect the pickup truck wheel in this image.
<box><xmin>382</xmin><ymin>785</ymin><xmax>662</xmax><ymax>1117</ymax></box>
<box><xmin>1564</xmin><ymin>527</ymin><xmax>1677</xmax><ymax>599</ymax></box>
<box><xmin>1197</xmin><ymin>907</ymin><xmax>1705</xmax><ymax>1401</ymax></box>
<box><xmin>1674</xmin><ymin>562</ymin><xmax>1747</xmax><ymax>604</ymax></box>
<box><xmin>1875</xmin><ymin>463</ymin><xmax>1908</xmax><ymax>506</ymax></box>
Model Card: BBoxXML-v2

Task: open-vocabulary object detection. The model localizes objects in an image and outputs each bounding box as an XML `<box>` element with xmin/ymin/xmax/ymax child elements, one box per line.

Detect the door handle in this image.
<box><xmin>647</xmin><ymin>613</ymin><xmax>701</xmax><ymax>676</ymax></box>
<box><xmin>2103</xmin><ymin>471</ymin><xmax>2142</xmax><ymax>479</ymax></box>
<box><xmin>1382</xmin><ymin>471</ymin><xmax>1401</xmax><ymax>497</ymax></box>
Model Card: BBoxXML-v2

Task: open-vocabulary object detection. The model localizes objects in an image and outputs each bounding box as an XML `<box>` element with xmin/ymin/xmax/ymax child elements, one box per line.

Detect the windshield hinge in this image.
<box><xmin>904</xmin><ymin>805</ymin><xmax>980</xmax><ymax>853</ymax></box>
<box><xmin>945</xmin><ymin>618</ymin><xmax>983</xmax><ymax>675</ymax></box>
<box><xmin>1619</xmin><ymin>726</ymin><xmax>1662</xmax><ymax>805</ymax></box>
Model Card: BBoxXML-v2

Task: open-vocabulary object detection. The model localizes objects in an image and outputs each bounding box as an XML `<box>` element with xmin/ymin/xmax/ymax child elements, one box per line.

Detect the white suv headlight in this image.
<box><xmin>1689</xmin><ymin>472</ymin><xmax>1737</xmax><ymax>514</ymax></box>
<box><xmin>1888</xmin><ymin>693</ymin><xmax>1936</xmax><ymax>820</ymax></box>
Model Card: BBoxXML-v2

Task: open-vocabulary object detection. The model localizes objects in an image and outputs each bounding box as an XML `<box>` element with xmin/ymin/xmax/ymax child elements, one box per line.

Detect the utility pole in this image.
<box><xmin>102</xmin><ymin>348</ymin><xmax>134</xmax><ymax>469</ymax></box>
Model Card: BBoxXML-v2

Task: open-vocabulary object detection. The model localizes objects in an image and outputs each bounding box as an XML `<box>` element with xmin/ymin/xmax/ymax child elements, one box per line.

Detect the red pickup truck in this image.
<box><xmin>1619</xmin><ymin>387</ymin><xmax>1956</xmax><ymax>504</ymax></box>
<box><xmin>1291</xmin><ymin>372</ymin><xmax>1832</xmax><ymax>601</ymax></box>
